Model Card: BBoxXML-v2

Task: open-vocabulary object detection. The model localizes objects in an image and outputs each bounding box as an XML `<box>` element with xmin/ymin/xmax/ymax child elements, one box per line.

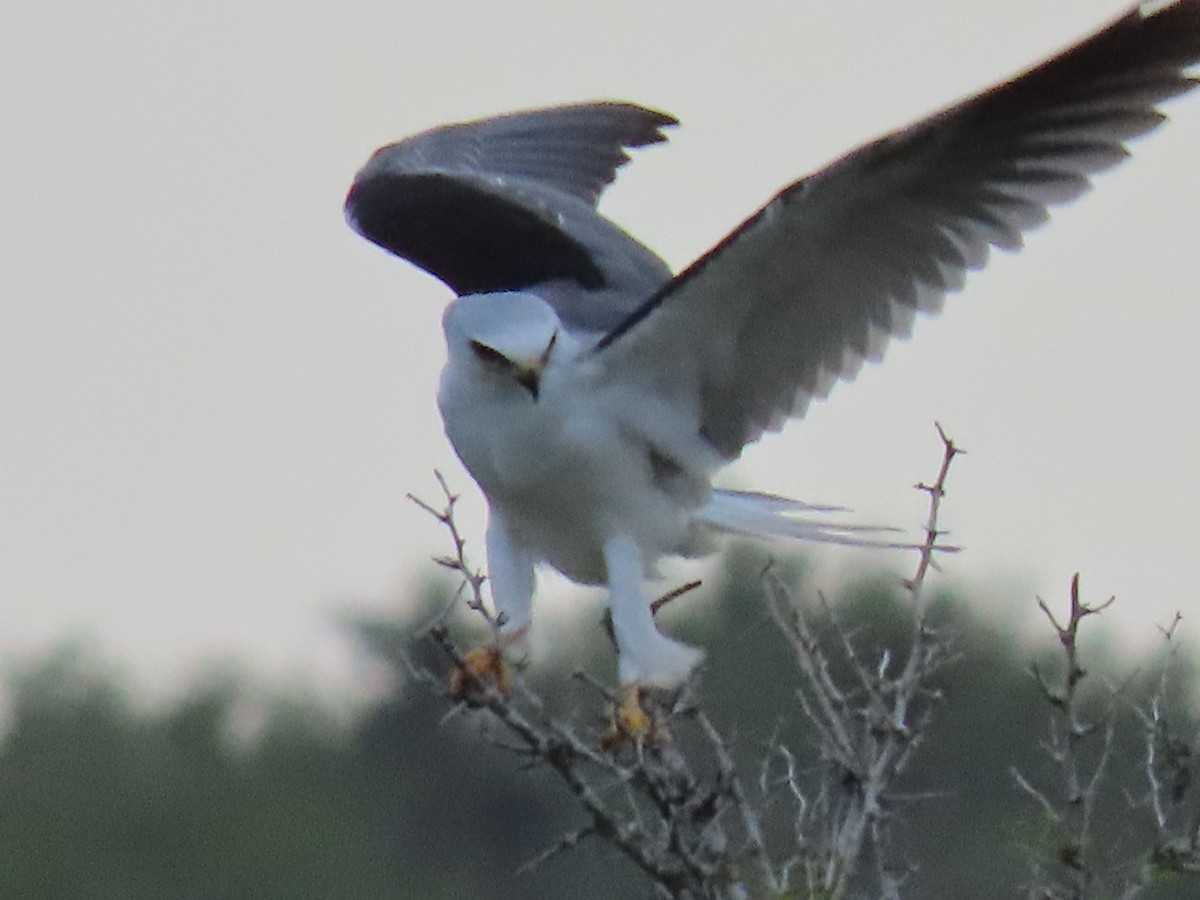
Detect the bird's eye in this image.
<box><xmin>470</xmin><ymin>341</ymin><xmax>510</xmax><ymax>367</ymax></box>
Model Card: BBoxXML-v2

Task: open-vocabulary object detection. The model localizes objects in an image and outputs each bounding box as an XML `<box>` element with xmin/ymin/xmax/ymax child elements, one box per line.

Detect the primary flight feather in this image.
<box><xmin>346</xmin><ymin>2</ymin><xmax>1200</xmax><ymax>686</ymax></box>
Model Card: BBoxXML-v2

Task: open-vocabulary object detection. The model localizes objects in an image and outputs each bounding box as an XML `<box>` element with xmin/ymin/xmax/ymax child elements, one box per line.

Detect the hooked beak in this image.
<box><xmin>514</xmin><ymin>365</ymin><xmax>541</xmax><ymax>400</ymax></box>
<box><xmin>514</xmin><ymin>329</ymin><xmax>556</xmax><ymax>400</ymax></box>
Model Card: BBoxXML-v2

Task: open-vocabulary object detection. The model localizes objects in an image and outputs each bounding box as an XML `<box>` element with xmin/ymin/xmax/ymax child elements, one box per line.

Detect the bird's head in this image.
<box><xmin>443</xmin><ymin>292</ymin><xmax>563</xmax><ymax>400</ymax></box>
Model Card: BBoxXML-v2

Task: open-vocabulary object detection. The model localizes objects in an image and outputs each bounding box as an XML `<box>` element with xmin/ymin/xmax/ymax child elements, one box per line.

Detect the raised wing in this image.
<box><xmin>595</xmin><ymin>1</ymin><xmax>1200</xmax><ymax>459</ymax></box>
<box><xmin>345</xmin><ymin>102</ymin><xmax>677</xmax><ymax>329</ymax></box>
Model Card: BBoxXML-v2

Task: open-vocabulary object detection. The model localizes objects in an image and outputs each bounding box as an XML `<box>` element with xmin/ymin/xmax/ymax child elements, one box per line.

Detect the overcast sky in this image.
<box><xmin>2</xmin><ymin>0</ymin><xmax>1197</xmax><ymax>701</ymax></box>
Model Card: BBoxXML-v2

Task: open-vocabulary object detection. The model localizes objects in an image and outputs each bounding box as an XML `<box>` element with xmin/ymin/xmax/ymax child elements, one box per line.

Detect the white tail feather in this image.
<box><xmin>698</xmin><ymin>489</ymin><xmax>936</xmax><ymax>551</ymax></box>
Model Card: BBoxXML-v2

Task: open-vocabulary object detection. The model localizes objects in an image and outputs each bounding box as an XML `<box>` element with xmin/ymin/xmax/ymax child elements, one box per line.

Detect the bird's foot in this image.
<box><xmin>600</xmin><ymin>685</ymin><xmax>672</xmax><ymax>753</ymax></box>
<box><xmin>615</xmin><ymin>685</ymin><xmax>654</xmax><ymax>735</ymax></box>
<box><xmin>450</xmin><ymin>645</ymin><xmax>513</xmax><ymax>698</ymax></box>
<box><xmin>448</xmin><ymin>625</ymin><xmax>529</xmax><ymax>699</ymax></box>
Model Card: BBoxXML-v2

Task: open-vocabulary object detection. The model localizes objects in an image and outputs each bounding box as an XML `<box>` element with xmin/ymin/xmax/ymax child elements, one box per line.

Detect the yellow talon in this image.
<box><xmin>449</xmin><ymin>645</ymin><xmax>513</xmax><ymax>697</ymax></box>
<box><xmin>616</xmin><ymin>687</ymin><xmax>653</xmax><ymax>735</ymax></box>
<box><xmin>601</xmin><ymin>686</ymin><xmax>671</xmax><ymax>753</ymax></box>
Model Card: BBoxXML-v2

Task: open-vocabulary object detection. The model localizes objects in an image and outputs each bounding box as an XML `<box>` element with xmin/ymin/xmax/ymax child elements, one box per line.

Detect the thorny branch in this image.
<box><xmin>406</xmin><ymin>471</ymin><xmax>495</xmax><ymax>628</ymax></box>
<box><xmin>1014</xmin><ymin>574</ymin><xmax>1117</xmax><ymax>899</ymax></box>
<box><xmin>1124</xmin><ymin>611</ymin><xmax>1200</xmax><ymax>893</ymax></box>
<box><xmin>760</xmin><ymin>423</ymin><xmax>961</xmax><ymax>899</ymax></box>
<box><xmin>401</xmin><ymin>421</ymin><xmax>1200</xmax><ymax>900</ymax></box>
<box><xmin>424</xmin><ymin>617</ymin><xmax>766</xmax><ymax>899</ymax></box>
<box><xmin>1014</xmin><ymin>577</ymin><xmax>1200</xmax><ymax>900</ymax></box>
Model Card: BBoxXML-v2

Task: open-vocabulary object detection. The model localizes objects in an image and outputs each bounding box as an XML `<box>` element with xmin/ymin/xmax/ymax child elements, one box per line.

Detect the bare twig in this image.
<box><xmin>1120</xmin><ymin>613</ymin><xmax>1200</xmax><ymax>894</ymax></box>
<box><xmin>1011</xmin><ymin>576</ymin><xmax>1200</xmax><ymax>899</ymax></box>
<box><xmin>396</xmin><ymin>418</ymin><xmax>1200</xmax><ymax>900</ymax></box>
<box><xmin>407</xmin><ymin>470</ymin><xmax>495</xmax><ymax>626</ymax></box>
<box><xmin>1013</xmin><ymin>576</ymin><xmax>1107</xmax><ymax>897</ymax></box>
<box><xmin>760</xmin><ymin>423</ymin><xmax>961</xmax><ymax>899</ymax></box>
<box><xmin>905</xmin><ymin>421</ymin><xmax>963</xmax><ymax>607</ymax></box>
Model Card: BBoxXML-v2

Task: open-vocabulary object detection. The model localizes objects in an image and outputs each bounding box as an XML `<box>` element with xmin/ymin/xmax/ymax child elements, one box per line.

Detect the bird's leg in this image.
<box><xmin>450</xmin><ymin>514</ymin><xmax>534</xmax><ymax>698</ymax></box>
<box><xmin>602</xmin><ymin>535</ymin><xmax>704</xmax><ymax>689</ymax></box>
<box><xmin>485</xmin><ymin>513</ymin><xmax>535</xmax><ymax>662</ymax></box>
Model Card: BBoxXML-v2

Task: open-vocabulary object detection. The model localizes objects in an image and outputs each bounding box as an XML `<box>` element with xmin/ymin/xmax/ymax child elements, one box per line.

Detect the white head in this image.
<box><xmin>442</xmin><ymin>292</ymin><xmax>564</xmax><ymax>399</ymax></box>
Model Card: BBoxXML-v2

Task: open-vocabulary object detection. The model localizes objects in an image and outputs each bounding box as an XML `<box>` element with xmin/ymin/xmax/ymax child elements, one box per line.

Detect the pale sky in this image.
<box><xmin>2</xmin><ymin>0</ymin><xmax>1197</xmax><ymax>701</ymax></box>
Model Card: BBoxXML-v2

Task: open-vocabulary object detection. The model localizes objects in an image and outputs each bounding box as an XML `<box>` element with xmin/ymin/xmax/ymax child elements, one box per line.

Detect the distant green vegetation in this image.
<box><xmin>2</xmin><ymin>554</ymin><xmax>1196</xmax><ymax>899</ymax></box>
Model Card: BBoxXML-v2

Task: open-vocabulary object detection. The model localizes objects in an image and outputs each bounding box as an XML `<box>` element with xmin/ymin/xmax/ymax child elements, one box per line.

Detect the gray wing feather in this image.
<box><xmin>345</xmin><ymin>102</ymin><xmax>676</xmax><ymax>331</ymax></box>
<box><xmin>595</xmin><ymin>1</ymin><xmax>1200</xmax><ymax>458</ymax></box>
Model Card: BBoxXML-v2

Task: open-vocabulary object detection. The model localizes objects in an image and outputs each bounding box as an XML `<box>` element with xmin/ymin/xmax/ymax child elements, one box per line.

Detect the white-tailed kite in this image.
<box><xmin>346</xmin><ymin>3</ymin><xmax>1200</xmax><ymax>687</ymax></box>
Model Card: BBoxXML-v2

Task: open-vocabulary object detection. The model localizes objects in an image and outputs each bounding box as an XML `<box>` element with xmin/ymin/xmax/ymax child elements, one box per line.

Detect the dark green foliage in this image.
<box><xmin>1</xmin><ymin>559</ymin><xmax>1197</xmax><ymax>899</ymax></box>
<box><xmin>0</xmin><ymin>646</ymin><xmax>405</xmax><ymax>900</ymax></box>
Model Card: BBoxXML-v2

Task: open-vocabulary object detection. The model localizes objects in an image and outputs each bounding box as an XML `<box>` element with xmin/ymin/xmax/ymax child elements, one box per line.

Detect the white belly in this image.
<box><xmin>438</xmin><ymin>363</ymin><xmax>703</xmax><ymax>584</ymax></box>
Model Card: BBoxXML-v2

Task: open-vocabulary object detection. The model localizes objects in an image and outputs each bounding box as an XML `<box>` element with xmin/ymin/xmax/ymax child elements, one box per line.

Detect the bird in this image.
<box><xmin>346</xmin><ymin>2</ymin><xmax>1200</xmax><ymax>688</ymax></box>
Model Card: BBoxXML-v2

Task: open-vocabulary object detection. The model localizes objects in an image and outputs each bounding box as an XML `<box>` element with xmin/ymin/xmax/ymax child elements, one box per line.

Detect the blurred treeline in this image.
<box><xmin>2</xmin><ymin>550</ymin><xmax>1197</xmax><ymax>899</ymax></box>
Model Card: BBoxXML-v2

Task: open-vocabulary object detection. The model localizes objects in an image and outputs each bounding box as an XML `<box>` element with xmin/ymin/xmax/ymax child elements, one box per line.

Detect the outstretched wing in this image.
<box><xmin>345</xmin><ymin>102</ymin><xmax>677</xmax><ymax>329</ymax></box>
<box><xmin>594</xmin><ymin>1</ymin><xmax>1200</xmax><ymax>459</ymax></box>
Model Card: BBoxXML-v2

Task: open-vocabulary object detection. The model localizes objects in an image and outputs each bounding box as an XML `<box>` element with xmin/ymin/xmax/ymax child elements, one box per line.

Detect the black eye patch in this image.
<box><xmin>470</xmin><ymin>340</ymin><xmax>512</xmax><ymax>367</ymax></box>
